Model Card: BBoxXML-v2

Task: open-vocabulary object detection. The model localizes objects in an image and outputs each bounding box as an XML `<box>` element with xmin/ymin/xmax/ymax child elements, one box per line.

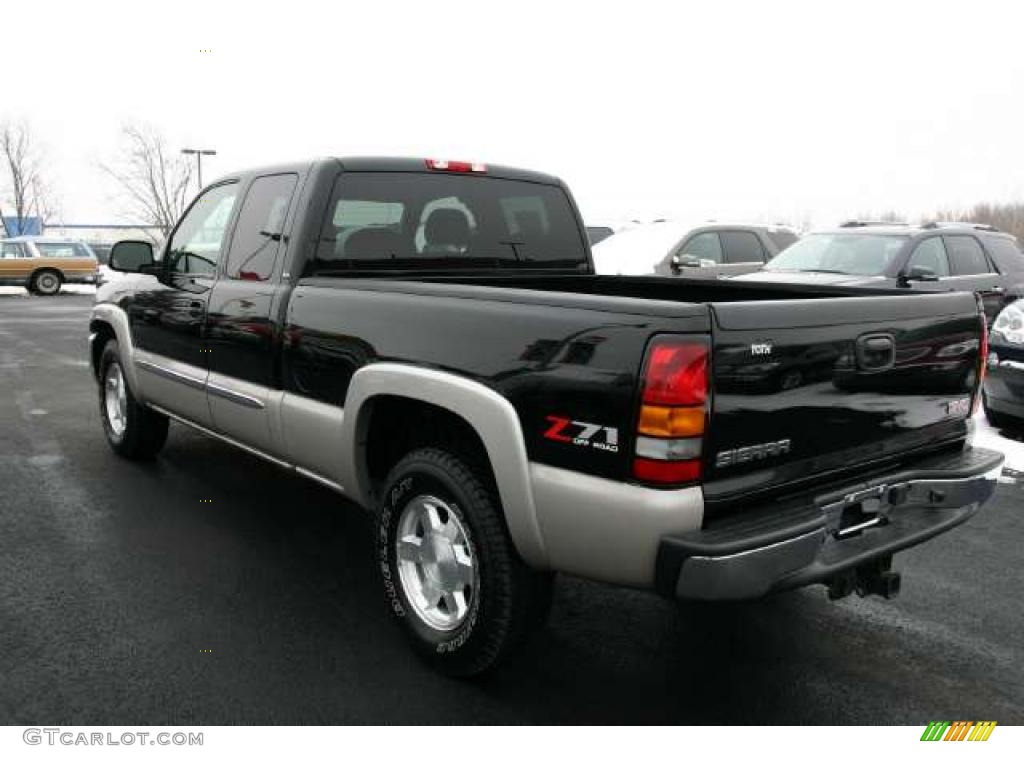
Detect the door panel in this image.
<box><xmin>205</xmin><ymin>173</ymin><xmax>298</xmax><ymax>453</ymax></box>
<box><xmin>133</xmin><ymin>348</ymin><xmax>212</xmax><ymax>425</ymax></box>
<box><xmin>128</xmin><ymin>182</ymin><xmax>240</xmax><ymax>425</ymax></box>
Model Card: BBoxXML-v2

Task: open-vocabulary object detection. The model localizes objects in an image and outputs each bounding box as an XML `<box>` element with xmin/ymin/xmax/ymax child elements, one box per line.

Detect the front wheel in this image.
<box><xmin>377</xmin><ymin>447</ymin><xmax>552</xmax><ymax>676</ymax></box>
<box><xmin>98</xmin><ymin>340</ymin><xmax>168</xmax><ymax>459</ymax></box>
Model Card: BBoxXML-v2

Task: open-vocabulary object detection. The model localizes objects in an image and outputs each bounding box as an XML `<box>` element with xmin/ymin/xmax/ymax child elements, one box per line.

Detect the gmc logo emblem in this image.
<box><xmin>543</xmin><ymin>416</ymin><xmax>620</xmax><ymax>453</ymax></box>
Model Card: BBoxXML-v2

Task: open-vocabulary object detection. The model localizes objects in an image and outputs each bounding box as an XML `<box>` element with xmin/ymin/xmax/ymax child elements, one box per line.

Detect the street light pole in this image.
<box><xmin>181</xmin><ymin>148</ymin><xmax>217</xmax><ymax>190</ymax></box>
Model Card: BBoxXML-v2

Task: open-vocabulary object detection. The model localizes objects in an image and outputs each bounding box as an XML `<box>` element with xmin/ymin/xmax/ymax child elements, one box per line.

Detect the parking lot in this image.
<box><xmin>1</xmin><ymin>290</ymin><xmax>1022</xmax><ymax>725</ymax></box>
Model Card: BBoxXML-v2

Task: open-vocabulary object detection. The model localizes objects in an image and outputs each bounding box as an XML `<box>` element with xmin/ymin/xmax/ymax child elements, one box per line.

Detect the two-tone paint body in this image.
<box><xmin>89</xmin><ymin>158</ymin><xmax>1002</xmax><ymax>596</ymax></box>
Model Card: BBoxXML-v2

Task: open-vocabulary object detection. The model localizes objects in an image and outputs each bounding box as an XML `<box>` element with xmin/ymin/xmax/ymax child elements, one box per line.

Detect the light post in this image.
<box><xmin>181</xmin><ymin>148</ymin><xmax>217</xmax><ymax>190</ymax></box>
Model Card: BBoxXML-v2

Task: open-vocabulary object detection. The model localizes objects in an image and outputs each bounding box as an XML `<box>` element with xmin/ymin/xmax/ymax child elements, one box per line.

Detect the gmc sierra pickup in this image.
<box><xmin>90</xmin><ymin>157</ymin><xmax>1003</xmax><ymax>676</ymax></box>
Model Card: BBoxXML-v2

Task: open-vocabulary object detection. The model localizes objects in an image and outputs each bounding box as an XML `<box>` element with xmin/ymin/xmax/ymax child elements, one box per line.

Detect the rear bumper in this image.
<box><xmin>656</xmin><ymin>444</ymin><xmax>1004</xmax><ymax>600</ymax></box>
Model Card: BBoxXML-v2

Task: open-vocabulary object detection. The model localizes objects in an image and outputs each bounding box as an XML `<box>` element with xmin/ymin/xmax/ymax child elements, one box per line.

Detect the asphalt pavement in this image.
<box><xmin>1</xmin><ymin>291</ymin><xmax>1022</xmax><ymax>725</ymax></box>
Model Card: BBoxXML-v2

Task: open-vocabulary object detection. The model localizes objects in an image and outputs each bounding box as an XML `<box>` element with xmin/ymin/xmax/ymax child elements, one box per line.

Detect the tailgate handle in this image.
<box><xmin>856</xmin><ymin>333</ymin><xmax>895</xmax><ymax>371</ymax></box>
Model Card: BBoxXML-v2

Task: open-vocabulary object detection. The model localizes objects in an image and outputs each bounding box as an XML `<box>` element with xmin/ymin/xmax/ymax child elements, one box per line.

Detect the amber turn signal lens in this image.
<box><xmin>638</xmin><ymin>405</ymin><xmax>704</xmax><ymax>438</ymax></box>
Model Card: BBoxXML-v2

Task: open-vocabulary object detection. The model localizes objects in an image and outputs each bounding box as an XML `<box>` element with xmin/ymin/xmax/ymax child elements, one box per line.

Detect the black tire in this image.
<box><xmin>30</xmin><ymin>269</ymin><xmax>62</xmax><ymax>296</ymax></box>
<box><xmin>98</xmin><ymin>339</ymin><xmax>168</xmax><ymax>460</ymax></box>
<box><xmin>377</xmin><ymin>447</ymin><xmax>552</xmax><ymax>677</ymax></box>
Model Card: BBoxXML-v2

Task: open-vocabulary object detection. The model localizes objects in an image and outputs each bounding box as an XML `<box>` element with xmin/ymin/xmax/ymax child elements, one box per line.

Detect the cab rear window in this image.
<box><xmin>307</xmin><ymin>172</ymin><xmax>588</xmax><ymax>275</ymax></box>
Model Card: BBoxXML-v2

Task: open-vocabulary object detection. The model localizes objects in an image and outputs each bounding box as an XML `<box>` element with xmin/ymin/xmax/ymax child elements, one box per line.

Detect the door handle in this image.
<box><xmin>188</xmin><ymin>301</ymin><xmax>203</xmax><ymax>318</ymax></box>
<box><xmin>856</xmin><ymin>333</ymin><xmax>896</xmax><ymax>371</ymax></box>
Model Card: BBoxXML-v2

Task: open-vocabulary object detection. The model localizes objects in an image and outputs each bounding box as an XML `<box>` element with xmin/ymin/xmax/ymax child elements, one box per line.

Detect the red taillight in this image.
<box><xmin>425</xmin><ymin>158</ymin><xmax>487</xmax><ymax>173</ymax></box>
<box><xmin>979</xmin><ymin>313</ymin><xmax>989</xmax><ymax>381</ymax></box>
<box><xmin>633</xmin><ymin>457</ymin><xmax>701</xmax><ymax>484</ymax></box>
<box><xmin>634</xmin><ymin>336</ymin><xmax>710</xmax><ymax>485</ymax></box>
<box><xmin>974</xmin><ymin>309</ymin><xmax>989</xmax><ymax>414</ymax></box>
<box><xmin>641</xmin><ymin>339</ymin><xmax>708</xmax><ymax>406</ymax></box>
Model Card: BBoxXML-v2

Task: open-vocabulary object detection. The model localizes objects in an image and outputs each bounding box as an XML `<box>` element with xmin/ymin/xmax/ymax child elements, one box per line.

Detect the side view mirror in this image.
<box><xmin>900</xmin><ymin>265</ymin><xmax>939</xmax><ymax>284</ymax></box>
<box><xmin>109</xmin><ymin>240</ymin><xmax>156</xmax><ymax>273</ymax></box>
<box><xmin>671</xmin><ymin>253</ymin><xmax>702</xmax><ymax>271</ymax></box>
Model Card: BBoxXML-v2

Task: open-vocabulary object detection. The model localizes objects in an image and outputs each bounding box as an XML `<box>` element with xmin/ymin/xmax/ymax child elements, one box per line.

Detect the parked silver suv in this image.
<box><xmin>592</xmin><ymin>220</ymin><xmax>799</xmax><ymax>278</ymax></box>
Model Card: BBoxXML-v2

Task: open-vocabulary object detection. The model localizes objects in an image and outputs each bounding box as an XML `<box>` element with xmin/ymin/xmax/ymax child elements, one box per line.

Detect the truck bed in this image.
<box><xmin>291</xmin><ymin>274</ymin><xmax>983</xmax><ymax>511</ymax></box>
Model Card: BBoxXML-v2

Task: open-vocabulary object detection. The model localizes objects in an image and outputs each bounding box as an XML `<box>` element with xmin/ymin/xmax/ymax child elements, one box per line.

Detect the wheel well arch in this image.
<box><xmin>338</xmin><ymin>363</ymin><xmax>548</xmax><ymax>569</ymax></box>
<box><xmin>360</xmin><ymin>395</ymin><xmax>494</xmax><ymax>492</ymax></box>
<box><xmin>89</xmin><ymin>319</ymin><xmax>117</xmax><ymax>378</ymax></box>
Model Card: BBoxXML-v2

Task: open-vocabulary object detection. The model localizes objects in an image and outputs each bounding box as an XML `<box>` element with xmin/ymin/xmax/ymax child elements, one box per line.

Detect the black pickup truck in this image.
<box><xmin>89</xmin><ymin>157</ymin><xmax>1003</xmax><ymax>676</ymax></box>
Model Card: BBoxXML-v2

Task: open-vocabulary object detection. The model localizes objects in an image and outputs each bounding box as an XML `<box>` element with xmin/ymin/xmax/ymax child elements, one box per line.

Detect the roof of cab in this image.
<box><xmin>334</xmin><ymin>157</ymin><xmax>563</xmax><ymax>185</ymax></box>
<box><xmin>202</xmin><ymin>157</ymin><xmax>565</xmax><ymax>191</ymax></box>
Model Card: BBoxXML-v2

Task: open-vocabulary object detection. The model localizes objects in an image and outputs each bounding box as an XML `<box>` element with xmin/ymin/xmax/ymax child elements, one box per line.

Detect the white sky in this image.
<box><xmin>4</xmin><ymin>0</ymin><xmax>1024</xmax><ymax>229</ymax></box>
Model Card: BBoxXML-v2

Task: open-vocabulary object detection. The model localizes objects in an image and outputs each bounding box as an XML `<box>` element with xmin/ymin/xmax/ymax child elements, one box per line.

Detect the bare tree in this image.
<box><xmin>102</xmin><ymin>124</ymin><xmax>194</xmax><ymax>237</ymax></box>
<box><xmin>932</xmin><ymin>202</ymin><xmax>1024</xmax><ymax>244</ymax></box>
<box><xmin>1</xmin><ymin>121</ymin><xmax>59</xmax><ymax>234</ymax></box>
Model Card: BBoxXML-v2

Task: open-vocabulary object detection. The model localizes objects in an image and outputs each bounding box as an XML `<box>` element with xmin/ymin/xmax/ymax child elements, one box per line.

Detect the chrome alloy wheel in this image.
<box><xmin>104</xmin><ymin>361</ymin><xmax>128</xmax><ymax>437</ymax></box>
<box><xmin>395</xmin><ymin>494</ymin><xmax>478</xmax><ymax>631</ymax></box>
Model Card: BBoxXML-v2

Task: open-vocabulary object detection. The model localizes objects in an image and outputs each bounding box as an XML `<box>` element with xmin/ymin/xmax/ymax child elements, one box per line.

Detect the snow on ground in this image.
<box><xmin>0</xmin><ymin>285</ymin><xmax>96</xmax><ymax>297</ymax></box>
<box><xmin>972</xmin><ymin>412</ymin><xmax>1024</xmax><ymax>473</ymax></box>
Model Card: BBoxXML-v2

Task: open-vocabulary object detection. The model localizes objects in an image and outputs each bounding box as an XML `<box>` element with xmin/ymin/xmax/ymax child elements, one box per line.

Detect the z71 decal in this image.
<box><xmin>543</xmin><ymin>416</ymin><xmax>619</xmax><ymax>453</ymax></box>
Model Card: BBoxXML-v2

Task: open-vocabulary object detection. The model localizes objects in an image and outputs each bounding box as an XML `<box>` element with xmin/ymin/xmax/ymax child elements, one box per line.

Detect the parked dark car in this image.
<box><xmin>984</xmin><ymin>298</ymin><xmax>1024</xmax><ymax>430</ymax></box>
<box><xmin>732</xmin><ymin>222</ymin><xmax>1024</xmax><ymax>323</ymax></box>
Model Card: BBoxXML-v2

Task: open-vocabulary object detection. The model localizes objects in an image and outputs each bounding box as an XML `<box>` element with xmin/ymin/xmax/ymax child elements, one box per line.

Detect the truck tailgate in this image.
<box><xmin>703</xmin><ymin>292</ymin><xmax>983</xmax><ymax>506</ymax></box>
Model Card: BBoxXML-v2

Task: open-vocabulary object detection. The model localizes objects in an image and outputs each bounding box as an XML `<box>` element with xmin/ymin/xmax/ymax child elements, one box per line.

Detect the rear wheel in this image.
<box><xmin>98</xmin><ymin>340</ymin><xmax>168</xmax><ymax>459</ymax></box>
<box><xmin>30</xmin><ymin>270</ymin><xmax>62</xmax><ymax>296</ymax></box>
<box><xmin>377</xmin><ymin>447</ymin><xmax>552</xmax><ymax>676</ymax></box>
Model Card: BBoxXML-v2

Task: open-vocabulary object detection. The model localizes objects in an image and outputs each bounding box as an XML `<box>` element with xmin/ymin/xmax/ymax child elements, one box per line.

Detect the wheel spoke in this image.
<box><xmin>442</xmin><ymin>589</ymin><xmax>468</xmax><ymax>619</ymax></box>
<box><xmin>420</xmin><ymin>580</ymin><xmax>442</xmax><ymax>607</ymax></box>
<box><xmin>397</xmin><ymin>535</ymin><xmax>424</xmax><ymax>564</ymax></box>
<box><xmin>421</xmin><ymin>501</ymin><xmax>445</xmax><ymax>533</ymax></box>
<box><xmin>442</xmin><ymin>516</ymin><xmax>461</xmax><ymax>543</ymax></box>
<box><xmin>453</xmin><ymin>545</ymin><xmax>474</xmax><ymax>587</ymax></box>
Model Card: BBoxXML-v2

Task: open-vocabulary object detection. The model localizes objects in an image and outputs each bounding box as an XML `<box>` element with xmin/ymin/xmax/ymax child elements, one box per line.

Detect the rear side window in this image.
<box><xmin>677</xmin><ymin>232</ymin><xmax>722</xmax><ymax>263</ymax></box>
<box><xmin>34</xmin><ymin>242</ymin><xmax>92</xmax><ymax>258</ymax></box>
<box><xmin>224</xmin><ymin>174</ymin><xmax>298</xmax><ymax>281</ymax></box>
<box><xmin>906</xmin><ymin>237</ymin><xmax>950</xmax><ymax>277</ymax></box>
<box><xmin>944</xmin><ymin>235</ymin><xmax>991</xmax><ymax>276</ymax></box>
<box><xmin>719</xmin><ymin>230</ymin><xmax>765</xmax><ymax>264</ymax></box>
<box><xmin>1</xmin><ymin>242</ymin><xmax>27</xmax><ymax>258</ymax></box>
<box><xmin>984</xmin><ymin>236</ymin><xmax>1024</xmax><ymax>274</ymax></box>
<box><xmin>309</xmin><ymin>172</ymin><xmax>588</xmax><ymax>274</ymax></box>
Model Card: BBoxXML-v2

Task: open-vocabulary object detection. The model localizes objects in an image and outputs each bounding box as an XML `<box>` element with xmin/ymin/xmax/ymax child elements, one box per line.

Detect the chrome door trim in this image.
<box><xmin>136</xmin><ymin>358</ymin><xmax>207</xmax><ymax>391</ymax></box>
<box><xmin>206</xmin><ymin>380</ymin><xmax>266</xmax><ymax>410</ymax></box>
<box><xmin>148</xmin><ymin>404</ymin><xmax>290</xmax><ymax>468</ymax></box>
<box><xmin>148</xmin><ymin>403</ymin><xmax>349</xmax><ymax>497</ymax></box>
<box><xmin>295</xmin><ymin>466</ymin><xmax>346</xmax><ymax>494</ymax></box>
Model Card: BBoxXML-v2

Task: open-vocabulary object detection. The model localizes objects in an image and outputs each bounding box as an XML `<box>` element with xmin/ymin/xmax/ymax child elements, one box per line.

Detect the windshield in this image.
<box><xmin>765</xmin><ymin>233</ymin><xmax>907</xmax><ymax>276</ymax></box>
<box><xmin>309</xmin><ymin>172</ymin><xmax>589</xmax><ymax>274</ymax></box>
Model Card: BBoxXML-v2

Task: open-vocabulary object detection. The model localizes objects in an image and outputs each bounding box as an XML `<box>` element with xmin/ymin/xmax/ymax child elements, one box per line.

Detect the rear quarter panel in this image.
<box><xmin>282</xmin><ymin>280</ymin><xmax>709</xmax><ymax>480</ymax></box>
